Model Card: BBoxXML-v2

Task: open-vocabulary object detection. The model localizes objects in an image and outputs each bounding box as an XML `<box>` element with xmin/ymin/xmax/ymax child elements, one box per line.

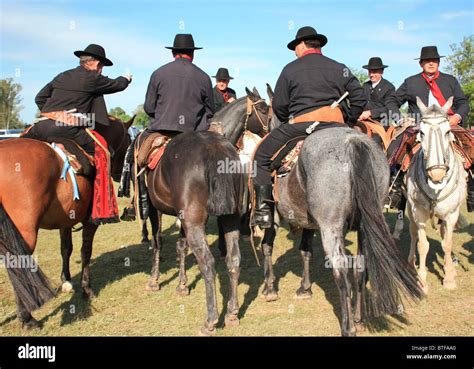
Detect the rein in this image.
<box><xmin>244</xmin><ymin>96</ymin><xmax>270</xmax><ymax>134</ymax></box>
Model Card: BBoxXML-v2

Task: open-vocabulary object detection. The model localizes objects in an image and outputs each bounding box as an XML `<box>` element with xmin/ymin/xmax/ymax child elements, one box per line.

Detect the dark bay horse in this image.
<box><xmin>257</xmin><ymin>86</ymin><xmax>423</xmax><ymax>336</ymax></box>
<box><xmin>0</xmin><ymin>116</ymin><xmax>133</xmax><ymax>329</ymax></box>
<box><xmin>141</xmin><ymin>88</ymin><xmax>269</xmax><ymax>335</ymax></box>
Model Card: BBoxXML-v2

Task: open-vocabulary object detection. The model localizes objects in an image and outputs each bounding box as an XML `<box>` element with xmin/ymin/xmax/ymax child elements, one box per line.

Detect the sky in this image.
<box><xmin>1</xmin><ymin>0</ymin><xmax>473</xmax><ymax>123</ymax></box>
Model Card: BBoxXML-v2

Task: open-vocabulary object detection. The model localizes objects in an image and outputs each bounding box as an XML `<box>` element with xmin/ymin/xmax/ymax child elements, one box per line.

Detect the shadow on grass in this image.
<box><xmin>39</xmin><ymin>221</ymin><xmax>183</xmax><ymax>327</ymax></box>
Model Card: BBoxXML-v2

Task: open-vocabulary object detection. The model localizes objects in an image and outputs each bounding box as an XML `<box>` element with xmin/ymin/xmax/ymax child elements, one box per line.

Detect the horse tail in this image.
<box><xmin>348</xmin><ymin>139</ymin><xmax>423</xmax><ymax>318</ymax></box>
<box><xmin>205</xmin><ymin>141</ymin><xmax>245</xmax><ymax>216</ymax></box>
<box><xmin>0</xmin><ymin>205</ymin><xmax>56</xmax><ymax>312</ymax></box>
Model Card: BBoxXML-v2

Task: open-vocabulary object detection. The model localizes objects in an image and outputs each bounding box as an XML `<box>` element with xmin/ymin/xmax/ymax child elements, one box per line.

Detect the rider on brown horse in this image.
<box><xmin>26</xmin><ymin>44</ymin><xmax>132</xmax><ymax>155</ymax></box>
<box><xmin>385</xmin><ymin>46</ymin><xmax>472</xmax><ymax>211</ymax></box>
<box><xmin>252</xmin><ymin>26</ymin><xmax>366</xmax><ymax>228</ymax></box>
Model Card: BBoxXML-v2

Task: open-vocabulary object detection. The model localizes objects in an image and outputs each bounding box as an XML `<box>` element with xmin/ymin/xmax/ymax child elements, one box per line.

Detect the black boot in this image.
<box><xmin>385</xmin><ymin>171</ymin><xmax>404</xmax><ymax>209</ymax></box>
<box><xmin>138</xmin><ymin>173</ymin><xmax>149</xmax><ymax>220</ymax></box>
<box><xmin>252</xmin><ymin>184</ymin><xmax>274</xmax><ymax>229</ymax></box>
<box><xmin>467</xmin><ymin>173</ymin><xmax>474</xmax><ymax>213</ymax></box>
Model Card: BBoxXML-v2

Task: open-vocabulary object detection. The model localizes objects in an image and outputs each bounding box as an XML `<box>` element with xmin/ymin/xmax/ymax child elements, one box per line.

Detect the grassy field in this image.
<box><xmin>0</xmin><ymin>192</ymin><xmax>472</xmax><ymax>337</ymax></box>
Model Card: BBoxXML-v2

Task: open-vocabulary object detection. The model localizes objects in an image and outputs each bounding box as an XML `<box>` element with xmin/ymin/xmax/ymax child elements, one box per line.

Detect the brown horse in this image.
<box><xmin>0</xmin><ymin>116</ymin><xmax>133</xmax><ymax>329</ymax></box>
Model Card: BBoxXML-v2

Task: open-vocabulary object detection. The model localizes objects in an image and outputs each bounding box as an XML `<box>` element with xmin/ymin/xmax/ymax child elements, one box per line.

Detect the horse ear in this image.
<box><xmin>124</xmin><ymin>115</ymin><xmax>135</xmax><ymax>130</ymax></box>
<box><xmin>416</xmin><ymin>96</ymin><xmax>428</xmax><ymax>115</ymax></box>
<box><xmin>245</xmin><ymin>87</ymin><xmax>254</xmax><ymax>97</ymax></box>
<box><xmin>252</xmin><ymin>87</ymin><xmax>261</xmax><ymax>99</ymax></box>
<box><xmin>442</xmin><ymin>96</ymin><xmax>454</xmax><ymax>115</ymax></box>
<box><xmin>266</xmin><ymin>83</ymin><xmax>274</xmax><ymax>100</ymax></box>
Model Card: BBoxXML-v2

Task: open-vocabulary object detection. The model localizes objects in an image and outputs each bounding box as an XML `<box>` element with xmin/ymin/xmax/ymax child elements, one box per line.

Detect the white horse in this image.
<box><xmin>406</xmin><ymin>97</ymin><xmax>467</xmax><ymax>293</ymax></box>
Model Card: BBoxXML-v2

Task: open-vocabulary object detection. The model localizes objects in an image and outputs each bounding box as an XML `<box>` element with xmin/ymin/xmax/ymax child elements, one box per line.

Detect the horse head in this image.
<box><xmin>416</xmin><ymin>96</ymin><xmax>455</xmax><ymax>185</ymax></box>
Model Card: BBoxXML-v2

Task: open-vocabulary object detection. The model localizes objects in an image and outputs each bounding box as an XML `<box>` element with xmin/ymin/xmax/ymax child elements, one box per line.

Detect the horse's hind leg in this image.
<box><xmin>393</xmin><ymin>197</ymin><xmax>406</xmax><ymax>240</ymax></box>
<box><xmin>261</xmin><ymin>224</ymin><xmax>278</xmax><ymax>302</ymax></box>
<box><xmin>184</xmin><ymin>221</ymin><xmax>218</xmax><ymax>335</ymax></box>
<box><xmin>440</xmin><ymin>211</ymin><xmax>459</xmax><ymax>290</ymax></box>
<box><xmin>353</xmin><ymin>228</ymin><xmax>368</xmax><ymax>332</ymax></box>
<box><xmin>295</xmin><ymin>229</ymin><xmax>314</xmax><ymax>299</ymax></box>
<box><xmin>81</xmin><ymin>221</ymin><xmax>98</xmax><ymax>299</ymax></box>
<box><xmin>218</xmin><ymin>214</ymin><xmax>241</xmax><ymax>328</ymax></box>
<box><xmin>176</xmin><ymin>226</ymin><xmax>190</xmax><ymax>296</ymax></box>
<box><xmin>146</xmin><ymin>205</ymin><xmax>162</xmax><ymax>292</ymax></box>
<box><xmin>320</xmin><ymin>225</ymin><xmax>355</xmax><ymax>337</ymax></box>
<box><xmin>59</xmin><ymin>228</ymin><xmax>74</xmax><ymax>293</ymax></box>
<box><xmin>217</xmin><ymin>217</ymin><xmax>227</xmax><ymax>259</ymax></box>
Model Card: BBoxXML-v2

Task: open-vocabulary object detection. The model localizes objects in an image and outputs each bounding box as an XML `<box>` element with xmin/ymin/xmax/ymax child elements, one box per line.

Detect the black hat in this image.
<box><xmin>212</xmin><ymin>68</ymin><xmax>233</xmax><ymax>80</ymax></box>
<box><xmin>415</xmin><ymin>46</ymin><xmax>445</xmax><ymax>60</ymax></box>
<box><xmin>74</xmin><ymin>44</ymin><xmax>113</xmax><ymax>66</ymax></box>
<box><xmin>287</xmin><ymin>26</ymin><xmax>327</xmax><ymax>50</ymax></box>
<box><xmin>165</xmin><ymin>34</ymin><xmax>202</xmax><ymax>50</ymax></box>
<box><xmin>362</xmin><ymin>57</ymin><xmax>388</xmax><ymax>70</ymax></box>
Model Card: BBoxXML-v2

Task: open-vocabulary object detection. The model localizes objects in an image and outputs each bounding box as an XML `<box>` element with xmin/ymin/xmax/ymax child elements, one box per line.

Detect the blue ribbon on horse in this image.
<box><xmin>51</xmin><ymin>143</ymin><xmax>80</xmax><ymax>200</ymax></box>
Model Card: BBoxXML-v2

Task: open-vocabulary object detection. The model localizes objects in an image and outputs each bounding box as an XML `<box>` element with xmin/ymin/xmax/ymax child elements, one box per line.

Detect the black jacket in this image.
<box><xmin>362</xmin><ymin>78</ymin><xmax>395</xmax><ymax>123</ymax></box>
<box><xmin>144</xmin><ymin>58</ymin><xmax>214</xmax><ymax>132</ymax></box>
<box><xmin>35</xmin><ymin>66</ymin><xmax>130</xmax><ymax>126</ymax></box>
<box><xmin>213</xmin><ymin>87</ymin><xmax>237</xmax><ymax>112</ymax></box>
<box><xmin>272</xmin><ymin>53</ymin><xmax>366</xmax><ymax>124</ymax></box>
<box><xmin>385</xmin><ymin>72</ymin><xmax>469</xmax><ymax>124</ymax></box>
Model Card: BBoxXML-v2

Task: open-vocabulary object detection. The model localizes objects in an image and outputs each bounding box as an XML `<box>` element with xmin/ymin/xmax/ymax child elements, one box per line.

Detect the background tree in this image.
<box><xmin>0</xmin><ymin>78</ymin><xmax>25</xmax><ymax>129</ymax></box>
<box><xmin>350</xmin><ymin>67</ymin><xmax>368</xmax><ymax>85</ymax></box>
<box><xmin>108</xmin><ymin>106</ymin><xmax>131</xmax><ymax>121</ymax></box>
<box><xmin>133</xmin><ymin>104</ymin><xmax>150</xmax><ymax>129</ymax></box>
<box><xmin>445</xmin><ymin>35</ymin><xmax>473</xmax><ymax>127</ymax></box>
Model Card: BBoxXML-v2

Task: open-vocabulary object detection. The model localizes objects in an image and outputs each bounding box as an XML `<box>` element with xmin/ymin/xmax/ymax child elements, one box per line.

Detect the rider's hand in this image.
<box><xmin>123</xmin><ymin>74</ymin><xmax>133</xmax><ymax>82</ymax></box>
<box><xmin>228</xmin><ymin>97</ymin><xmax>236</xmax><ymax>103</ymax></box>
<box><xmin>449</xmin><ymin>114</ymin><xmax>461</xmax><ymax>126</ymax></box>
<box><xmin>359</xmin><ymin>110</ymin><xmax>371</xmax><ymax>120</ymax></box>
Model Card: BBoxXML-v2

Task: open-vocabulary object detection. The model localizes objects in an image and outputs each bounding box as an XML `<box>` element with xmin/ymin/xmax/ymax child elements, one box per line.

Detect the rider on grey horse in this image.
<box><xmin>252</xmin><ymin>26</ymin><xmax>366</xmax><ymax>228</ymax></box>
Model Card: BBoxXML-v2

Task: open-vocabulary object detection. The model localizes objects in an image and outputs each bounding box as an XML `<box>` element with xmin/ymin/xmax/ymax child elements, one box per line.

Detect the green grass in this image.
<box><xmin>0</xmin><ymin>193</ymin><xmax>472</xmax><ymax>336</ymax></box>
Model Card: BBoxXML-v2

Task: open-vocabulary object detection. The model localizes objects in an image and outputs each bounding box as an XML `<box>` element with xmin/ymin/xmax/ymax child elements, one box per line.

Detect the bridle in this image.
<box><xmin>419</xmin><ymin>116</ymin><xmax>451</xmax><ymax>175</ymax></box>
<box><xmin>244</xmin><ymin>96</ymin><xmax>271</xmax><ymax>135</ymax></box>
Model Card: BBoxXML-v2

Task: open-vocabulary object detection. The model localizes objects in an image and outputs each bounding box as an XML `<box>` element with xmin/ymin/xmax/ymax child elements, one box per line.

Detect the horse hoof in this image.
<box><xmin>176</xmin><ymin>285</ymin><xmax>189</xmax><ymax>296</ymax></box>
<box><xmin>61</xmin><ymin>281</ymin><xmax>74</xmax><ymax>293</ymax></box>
<box><xmin>82</xmin><ymin>289</ymin><xmax>96</xmax><ymax>300</ymax></box>
<box><xmin>198</xmin><ymin>326</ymin><xmax>217</xmax><ymax>336</ymax></box>
<box><xmin>443</xmin><ymin>280</ymin><xmax>457</xmax><ymax>290</ymax></box>
<box><xmin>295</xmin><ymin>287</ymin><xmax>312</xmax><ymax>299</ymax></box>
<box><xmin>141</xmin><ymin>239</ymin><xmax>150</xmax><ymax>244</ymax></box>
<box><xmin>22</xmin><ymin>318</ymin><xmax>42</xmax><ymax>330</ymax></box>
<box><xmin>355</xmin><ymin>321</ymin><xmax>366</xmax><ymax>332</ymax></box>
<box><xmin>224</xmin><ymin>314</ymin><xmax>240</xmax><ymax>328</ymax></box>
<box><xmin>146</xmin><ymin>281</ymin><xmax>160</xmax><ymax>292</ymax></box>
<box><xmin>262</xmin><ymin>292</ymin><xmax>279</xmax><ymax>302</ymax></box>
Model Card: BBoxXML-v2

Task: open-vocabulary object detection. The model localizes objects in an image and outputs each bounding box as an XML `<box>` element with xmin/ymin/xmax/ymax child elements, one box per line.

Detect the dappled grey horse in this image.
<box><xmin>259</xmin><ymin>85</ymin><xmax>423</xmax><ymax>336</ymax></box>
<box><xmin>406</xmin><ymin>97</ymin><xmax>467</xmax><ymax>293</ymax></box>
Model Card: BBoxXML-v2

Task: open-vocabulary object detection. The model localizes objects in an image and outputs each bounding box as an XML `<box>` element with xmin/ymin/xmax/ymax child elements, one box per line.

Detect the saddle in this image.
<box><xmin>21</xmin><ymin>130</ymin><xmax>95</xmax><ymax>176</ymax></box>
<box><xmin>136</xmin><ymin>132</ymin><xmax>171</xmax><ymax>170</ymax></box>
<box><xmin>356</xmin><ymin>119</ymin><xmax>391</xmax><ymax>151</ymax></box>
<box><xmin>389</xmin><ymin>126</ymin><xmax>473</xmax><ymax>172</ymax></box>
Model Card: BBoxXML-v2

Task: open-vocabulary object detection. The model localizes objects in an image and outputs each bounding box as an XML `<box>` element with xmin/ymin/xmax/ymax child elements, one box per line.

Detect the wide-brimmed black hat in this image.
<box><xmin>415</xmin><ymin>46</ymin><xmax>445</xmax><ymax>60</ymax></box>
<box><xmin>165</xmin><ymin>34</ymin><xmax>202</xmax><ymax>50</ymax></box>
<box><xmin>287</xmin><ymin>26</ymin><xmax>327</xmax><ymax>50</ymax></box>
<box><xmin>74</xmin><ymin>44</ymin><xmax>113</xmax><ymax>66</ymax></box>
<box><xmin>362</xmin><ymin>57</ymin><xmax>388</xmax><ymax>70</ymax></box>
<box><xmin>212</xmin><ymin>68</ymin><xmax>233</xmax><ymax>80</ymax></box>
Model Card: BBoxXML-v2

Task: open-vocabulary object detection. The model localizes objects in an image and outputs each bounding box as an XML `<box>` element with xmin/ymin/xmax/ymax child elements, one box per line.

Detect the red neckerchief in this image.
<box><xmin>421</xmin><ymin>71</ymin><xmax>454</xmax><ymax>115</ymax></box>
<box><xmin>302</xmin><ymin>49</ymin><xmax>322</xmax><ymax>57</ymax></box>
<box><xmin>217</xmin><ymin>87</ymin><xmax>230</xmax><ymax>102</ymax></box>
<box><xmin>174</xmin><ymin>54</ymin><xmax>193</xmax><ymax>62</ymax></box>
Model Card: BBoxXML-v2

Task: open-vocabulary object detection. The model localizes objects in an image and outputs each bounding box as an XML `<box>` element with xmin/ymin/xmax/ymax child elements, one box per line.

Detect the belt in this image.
<box><xmin>290</xmin><ymin>106</ymin><xmax>344</xmax><ymax>124</ymax></box>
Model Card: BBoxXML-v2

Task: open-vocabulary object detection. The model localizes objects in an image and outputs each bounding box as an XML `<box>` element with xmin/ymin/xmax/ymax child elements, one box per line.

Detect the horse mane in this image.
<box><xmin>212</xmin><ymin>96</ymin><xmax>247</xmax><ymax>118</ymax></box>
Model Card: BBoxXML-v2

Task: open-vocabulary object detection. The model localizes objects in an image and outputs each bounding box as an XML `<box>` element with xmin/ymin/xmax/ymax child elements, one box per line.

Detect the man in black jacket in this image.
<box><xmin>385</xmin><ymin>46</ymin><xmax>472</xmax><ymax>211</ymax></box>
<box><xmin>252</xmin><ymin>26</ymin><xmax>366</xmax><ymax>228</ymax></box>
<box><xmin>386</xmin><ymin>46</ymin><xmax>468</xmax><ymax>126</ymax></box>
<box><xmin>143</xmin><ymin>34</ymin><xmax>214</xmax><ymax>137</ymax></box>
<box><xmin>359</xmin><ymin>57</ymin><xmax>395</xmax><ymax>126</ymax></box>
<box><xmin>212</xmin><ymin>68</ymin><xmax>237</xmax><ymax>112</ymax></box>
<box><xmin>29</xmin><ymin>44</ymin><xmax>131</xmax><ymax>154</ymax></box>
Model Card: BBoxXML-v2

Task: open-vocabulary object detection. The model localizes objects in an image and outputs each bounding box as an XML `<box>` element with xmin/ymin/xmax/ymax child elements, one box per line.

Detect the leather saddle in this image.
<box><xmin>136</xmin><ymin>132</ymin><xmax>171</xmax><ymax>170</ymax></box>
